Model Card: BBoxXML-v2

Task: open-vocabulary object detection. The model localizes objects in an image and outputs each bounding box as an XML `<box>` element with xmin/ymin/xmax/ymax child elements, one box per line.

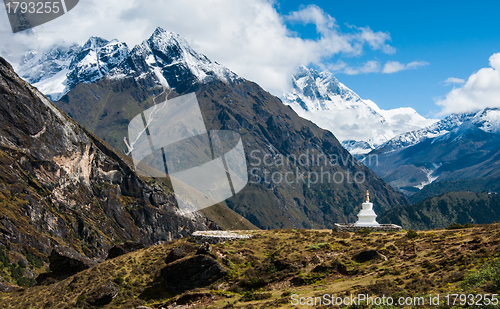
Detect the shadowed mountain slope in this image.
<box><xmin>0</xmin><ymin>56</ymin><xmax>255</xmax><ymax>270</ymax></box>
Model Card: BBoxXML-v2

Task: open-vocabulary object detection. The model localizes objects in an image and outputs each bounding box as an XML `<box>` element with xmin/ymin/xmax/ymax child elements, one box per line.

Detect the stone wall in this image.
<box><xmin>190</xmin><ymin>231</ymin><xmax>255</xmax><ymax>244</ymax></box>
<box><xmin>333</xmin><ymin>223</ymin><xmax>402</xmax><ymax>233</ymax></box>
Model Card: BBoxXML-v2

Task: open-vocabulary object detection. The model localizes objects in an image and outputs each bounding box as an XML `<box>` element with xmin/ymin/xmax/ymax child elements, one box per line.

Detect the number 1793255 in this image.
<box><xmin>5</xmin><ymin>2</ymin><xmax>60</xmax><ymax>14</ymax></box>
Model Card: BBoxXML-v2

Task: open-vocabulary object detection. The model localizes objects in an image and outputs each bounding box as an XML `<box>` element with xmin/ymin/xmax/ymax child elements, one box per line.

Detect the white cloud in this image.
<box><xmin>382</xmin><ymin>61</ymin><xmax>406</xmax><ymax>74</ymax></box>
<box><xmin>344</xmin><ymin>60</ymin><xmax>381</xmax><ymax>75</ymax></box>
<box><xmin>437</xmin><ymin>53</ymin><xmax>500</xmax><ymax>115</ymax></box>
<box><xmin>336</xmin><ymin>60</ymin><xmax>428</xmax><ymax>75</ymax></box>
<box><xmin>0</xmin><ymin>1</ymin><xmax>396</xmax><ymax>95</ymax></box>
<box><xmin>382</xmin><ymin>61</ymin><xmax>429</xmax><ymax>74</ymax></box>
<box><xmin>406</xmin><ymin>61</ymin><xmax>429</xmax><ymax>69</ymax></box>
<box><xmin>443</xmin><ymin>77</ymin><xmax>465</xmax><ymax>85</ymax></box>
<box><xmin>356</xmin><ymin>26</ymin><xmax>396</xmax><ymax>55</ymax></box>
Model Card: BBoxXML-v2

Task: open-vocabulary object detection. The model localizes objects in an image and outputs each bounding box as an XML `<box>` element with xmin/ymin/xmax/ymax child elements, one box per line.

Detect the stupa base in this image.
<box><xmin>333</xmin><ymin>223</ymin><xmax>402</xmax><ymax>233</ymax></box>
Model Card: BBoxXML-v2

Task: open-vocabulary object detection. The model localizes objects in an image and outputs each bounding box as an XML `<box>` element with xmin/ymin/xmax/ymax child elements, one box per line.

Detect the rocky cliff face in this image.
<box><xmin>0</xmin><ymin>57</ymin><xmax>223</xmax><ymax>264</ymax></box>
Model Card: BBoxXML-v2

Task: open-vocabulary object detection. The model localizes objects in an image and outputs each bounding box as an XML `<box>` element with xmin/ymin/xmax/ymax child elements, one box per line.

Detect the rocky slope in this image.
<box><xmin>364</xmin><ymin>108</ymin><xmax>500</xmax><ymax>193</ymax></box>
<box><xmin>52</xmin><ymin>28</ymin><xmax>408</xmax><ymax>230</ymax></box>
<box><xmin>281</xmin><ymin>66</ymin><xmax>437</xmax><ymax>155</ymax></box>
<box><xmin>0</xmin><ymin>57</ymin><xmax>257</xmax><ymax>286</ymax></box>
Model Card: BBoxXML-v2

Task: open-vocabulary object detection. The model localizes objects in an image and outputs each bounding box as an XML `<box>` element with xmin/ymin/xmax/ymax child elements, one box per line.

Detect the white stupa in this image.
<box><xmin>354</xmin><ymin>190</ymin><xmax>380</xmax><ymax>227</ymax></box>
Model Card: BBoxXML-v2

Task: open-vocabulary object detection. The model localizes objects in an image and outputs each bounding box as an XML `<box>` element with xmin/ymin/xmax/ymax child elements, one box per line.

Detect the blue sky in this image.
<box><xmin>276</xmin><ymin>1</ymin><xmax>500</xmax><ymax>117</ymax></box>
<box><xmin>1</xmin><ymin>0</ymin><xmax>500</xmax><ymax>118</ymax></box>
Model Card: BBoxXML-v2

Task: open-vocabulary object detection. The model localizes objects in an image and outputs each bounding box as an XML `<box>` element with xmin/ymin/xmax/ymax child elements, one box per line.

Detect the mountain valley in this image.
<box><xmin>22</xmin><ymin>28</ymin><xmax>408</xmax><ymax>230</ymax></box>
<box><xmin>364</xmin><ymin>108</ymin><xmax>500</xmax><ymax>194</ymax></box>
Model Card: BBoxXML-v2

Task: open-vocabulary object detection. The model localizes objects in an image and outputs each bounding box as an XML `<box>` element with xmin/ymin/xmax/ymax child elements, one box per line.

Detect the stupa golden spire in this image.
<box><xmin>366</xmin><ymin>190</ymin><xmax>370</xmax><ymax>202</ymax></box>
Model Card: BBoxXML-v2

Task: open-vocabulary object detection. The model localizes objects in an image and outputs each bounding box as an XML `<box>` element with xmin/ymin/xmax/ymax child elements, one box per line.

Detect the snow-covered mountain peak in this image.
<box><xmin>67</xmin><ymin>37</ymin><xmax>129</xmax><ymax>89</ymax></box>
<box><xmin>147</xmin><ymin>28</ymin><xmax>198</xmax><ymax>58</ymax></box>
<box><xmin>81</xmin><ymin>36</ymin><xmax>111</xmax><ymax>50</ymax></box>
<box><xmin>282</xmin><ymin>66</ymin><xmax>437</xmax><ymax>155</ymax></box>
<box><xmin>17</xmin><ymin>37</ymin><xmax>129</xmax><ymax>101</ymax></box>
<box><xmin>107</xmin><ymin>28</ymin><xmax>241</xmax><ymax>91</ymax></box>
<box><xmin>374</xmin><ymin>108</ymin><xmax>500</xmax><ymax>154</ymax></box>
<box><xmin>18</xmin><ymin>45</ymin><xmax>79</xmax><ymax>85</ymax></box>
<box><xmin>17</xmin><ymin>28</ymin><xmax>241</xmax><ymax>101</ymax></box>
<box><xmin>287</xmin><ymin>66</ymin><xmax>364</xmax><ymax>112</ymax></box>
<box><xmin>471</xmin><ymin>108</ymin><xmax>500</xmax><ymax>133</ymax></box>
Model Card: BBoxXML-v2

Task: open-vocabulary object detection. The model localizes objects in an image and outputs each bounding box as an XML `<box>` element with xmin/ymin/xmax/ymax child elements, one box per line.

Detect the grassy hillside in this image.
<box><xmin>2</xmin><ymin>225</ymin><xmax>500</xmax><ymax>308</ymax></box>
<box><xmin>379</xmin><ymin>191</ymin><xmax>500</xmax><ymax>230</ymax></box>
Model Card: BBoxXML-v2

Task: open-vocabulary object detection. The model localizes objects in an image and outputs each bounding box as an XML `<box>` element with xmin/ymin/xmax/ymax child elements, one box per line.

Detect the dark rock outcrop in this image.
<box><xmin>35</xmin><ymin>272</ymin><xmax>61</xmax><ymax>286</ymax></box>
<box><xmin>107</xmin><ymin>241</ymin><xmax>145</xmax><ymax>259</ymax></box>
<box><xmin>274</xmin><ymin>258</ymin><xmax>302</xmax><ymax>271</ymax></box>
<box><xmin>165</xmin><ymin>244</ymin><xmax>196</xmax><ymax>264</ymax></box>
<box><xmin>161</xmin><ymin>255</ymin><xmax>228</xmax><ymax>294</ymax></box>
<box><xmin>158</xmin><ymin>292</ymin><xmax>215</xmax><ymax>308</ymax></box>
<box><xmin>86</xmin><ymin>280</ymin><xmax>119</xmax><ymax>306</ymax></box>
<box><xmin>353</xmin><ymin>250</ymin><xmax>381</xmax><ymax>263</ymax></box>
<box><xmin>49</xmin><ymin>246</ymin><xmax>97</xmax><ymax>275</ymax></box>
<box><xmin>312</xmin><ymin>260</ymin><xmax>348</xmax><ymax>275</ymax></box>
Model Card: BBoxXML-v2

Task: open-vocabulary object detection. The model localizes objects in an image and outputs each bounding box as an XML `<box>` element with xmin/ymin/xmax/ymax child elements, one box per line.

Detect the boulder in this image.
<box><xmin>107</xmin><ymin>241</ymin><xmax>145</xmax><ymax>259</ymax></box>
<box><xmin>312</xmin><ymin>260</ymin><xmax>348</xmax><ymax>275</ymax></box>
<box><xmin>0</xmin><ymin>281</ymin><xmax>21</xmax><ymax>292</ymax></box>
<box><xmin>274</xmin><ymin>258</ymin><xmax>301</xmax><ymax>271</ymax></box>
<box><xmin>87</xmin><ymin>280</ymin><xmax>119</xmax><ymax>306</ymax></box>
<box><xmin>159</xmin><ymin>292</ymin><xmax>215</xmax><ymax>307</ymax></box>
<box><xmin>162</xmin><ymin>255</ymin><xmax>228</xmax><ymax>294</ymax></box>
<box><xmin>165</xmin><ymin>244</ymin><xmax>196</xmax><ymax>264</ymax></box>
<box><xmin>196</xmin><ymin>242</ymin><xmax>213</xmax><ymax>255</ymax></box>
<box><xmin>49</xmin><ymin>246</ymin><xmax>97</xmax><ymax>275</ymax></box>
<box><xmin>353</xmin><ymin>250</ymin><xmax>381</xmax><ymax>263</ymax></box>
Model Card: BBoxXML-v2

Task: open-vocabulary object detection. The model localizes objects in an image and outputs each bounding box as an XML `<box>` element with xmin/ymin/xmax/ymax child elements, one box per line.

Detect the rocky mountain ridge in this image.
<box><xmin>17</xmin><ymin>28</ymin><xmax>240</xmax><ymax>102</ymax></box>
<box><xmin>18</xmin><ymin>37</ymin><xmax>129</xmax><ymax>101</ymax></box>
<box><xmin>107</xmin><ymin>27</ymin><xmax>240</xmax><ymax>92</ymax></box>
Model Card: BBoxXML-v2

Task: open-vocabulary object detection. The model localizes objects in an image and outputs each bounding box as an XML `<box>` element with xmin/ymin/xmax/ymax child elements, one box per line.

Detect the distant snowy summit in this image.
<box><xmin>17</xmin><ymin>27</ymin><xmax>241</xmax><ymax>101</ymax></box>
<box><xmin>364</xmin><ymin>108</ymin><xmax>500</xmax><ymax>192</ymax></box>
<box><xmin>18</xmin><ymin>37</ymin><xmax>129</xmax><ymax>101</ymax></box>
<box><xmin>281</xmin><ymin>66</ymin><xmax>437</xmax><ymax>155</ymax></box>
<box><xmin>374</xmin><ymin>108</ymin><xmax>500</xmax><ymax>154</ymax></box>
<box><xmin>108</xmin><ymin>27</ymin><xmax>240</xmax><ymax>92</ymax></box>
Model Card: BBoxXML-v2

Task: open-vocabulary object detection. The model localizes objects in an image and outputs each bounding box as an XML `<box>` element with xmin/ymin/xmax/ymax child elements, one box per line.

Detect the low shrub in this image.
<box><xmin>406</xmin><ymin>230</ymin><xmax>419</xmax><ymax>239</ymax></box>
<box><xmin>461</xmin><ymin>257</ymin><xmax>500</xmax><ymax>291</ymax></box>
<box><xmin>446</xmin><ymin>222</ymin><xmax>474</xmax><ymax>230</ymax></box>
